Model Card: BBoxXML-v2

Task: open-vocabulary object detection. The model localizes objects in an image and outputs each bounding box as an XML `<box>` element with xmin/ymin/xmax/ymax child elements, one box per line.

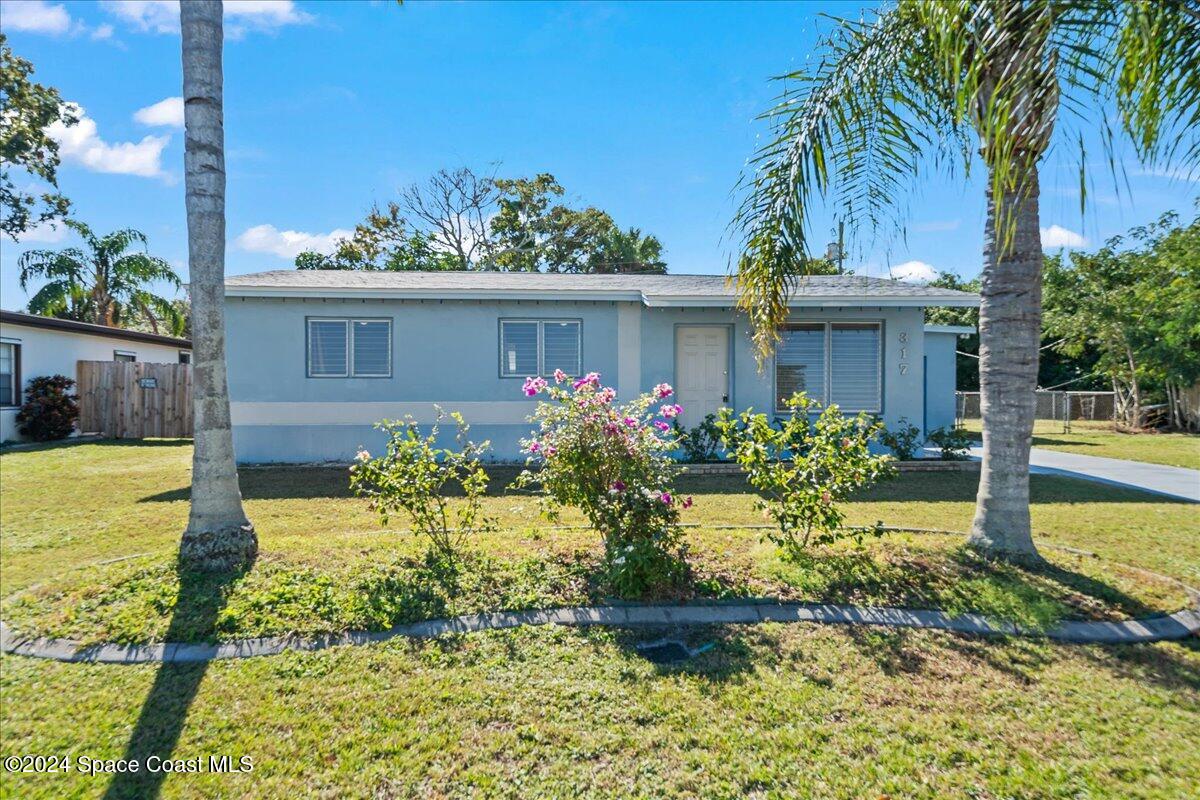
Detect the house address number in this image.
<box><xmin>897</xmin><ymin>332</ymin><xmax>909</xmax><ymax>375</ymax></box>
<box><xmin>138</xmin><ymin>378</ymin><xmax>158</xmax><ymax>389</ymax></box>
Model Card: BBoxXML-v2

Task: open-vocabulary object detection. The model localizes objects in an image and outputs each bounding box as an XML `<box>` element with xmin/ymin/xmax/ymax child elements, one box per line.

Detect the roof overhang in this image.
<box><xmin>923</xmin><ymin>324</ymin><xmax>977</xmax><ymax>335</ymax></box>
<box><xmin>224</xmin><ymin>285</ymin><xmax>980</xmax><ymax>309</ymax></box>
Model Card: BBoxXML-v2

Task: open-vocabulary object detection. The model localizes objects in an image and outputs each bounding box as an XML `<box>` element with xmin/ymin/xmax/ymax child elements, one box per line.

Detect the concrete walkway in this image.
<box><xmin>3</xmin><ymin>598</ymin><xmax>1198</xmax><ymax>664</ymax></box>
<box><xmin>966</xmin><ymin>446</ymin><xmax>1200</xmax><ymax>503</ymax></box>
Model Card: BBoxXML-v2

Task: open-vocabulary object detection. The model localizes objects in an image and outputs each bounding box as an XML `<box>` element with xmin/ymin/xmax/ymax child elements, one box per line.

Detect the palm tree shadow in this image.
<box><xmin>102</xmin><ymin>552</ymin><xmax>251</xmax><ymax>800</ymax></box>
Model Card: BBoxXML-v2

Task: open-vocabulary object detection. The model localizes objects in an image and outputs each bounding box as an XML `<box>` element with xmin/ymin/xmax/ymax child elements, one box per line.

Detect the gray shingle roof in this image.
<box><xmin>224</xmin><ymin>270</ymin><xmax>978</xmax><ymax>306</ymax></box>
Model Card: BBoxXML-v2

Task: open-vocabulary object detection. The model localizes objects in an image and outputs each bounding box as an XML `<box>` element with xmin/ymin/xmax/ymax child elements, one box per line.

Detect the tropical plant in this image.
<box><xmin>587</xmin><ymin>226</ymin><xmax>667</xmax><ymax>274</ymax></box>
<box><xmin>0</xmin><ymin>34</ymin><xmax>77</xmax><ymax>240</ymax></box>
<box><xmin>17</xmin><ymin>220</ymin><xmax>184</xmax><ymax>334</ymax></box>
<box><xmin>15</xmin><ymin>375</ymin><xmax>78</xmax><ymax>441</ymax></box>
<box><xmin>179</xmin><ymin>0</ymin><xmax>257</xmax><ymax>570</ymax></box>
<box><xmin>716</xmin><ymin>393</ymin><xmax>894</xmax><ymax>557</ymax></box>
<box><xmin>350</xmin><ymin>411</ymin><xmax>496</xmax><ymax>567</ymax></box>
<box><xmin>511</xmin><ymin>372</ymin><xmax>690</xmax><ymax>596</ymax></box>
<box><xmin>879</xmin><ymin>417</ymin><xmax>923</xmax><ymax>461</ymax></box>
<box><xmin>674</xmin><ymin>413</ymin><xmax>724</xmax><ymax>463</ymax></box>
<box><xmin>928</xmin><ymin>425</ymin><xmax>973</xmax><ymax>461</ymax></box>
<box><xmin>731</xmin><ymin>0</ymin><xmax>1199</xmax><ymax>562</ymax></box>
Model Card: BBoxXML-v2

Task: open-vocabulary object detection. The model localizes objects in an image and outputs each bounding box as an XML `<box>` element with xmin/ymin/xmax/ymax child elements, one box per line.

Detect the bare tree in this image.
<box><xmin>179</xmin><ymin>0</ymin><xmax>256</xmax><ymax>570</ymax></box>
<box><xmin>399</xmin><ymin>167</ymin><xmax>500</xmax><ymax>269</ymax></box>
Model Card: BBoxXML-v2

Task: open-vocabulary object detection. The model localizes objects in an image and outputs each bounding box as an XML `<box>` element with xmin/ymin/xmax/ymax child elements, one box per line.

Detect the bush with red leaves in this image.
<box><xmin>16</xmin><ymin>375</ymin><xmax>79</xmax><ymax>441</ymax></box>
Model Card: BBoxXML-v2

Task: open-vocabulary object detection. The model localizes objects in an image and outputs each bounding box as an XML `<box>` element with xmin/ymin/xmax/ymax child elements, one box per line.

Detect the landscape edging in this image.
<box><xmin>2</xmin><ymin>599</ymin><xmax>1197</xmax><ymax>665</ymax></box>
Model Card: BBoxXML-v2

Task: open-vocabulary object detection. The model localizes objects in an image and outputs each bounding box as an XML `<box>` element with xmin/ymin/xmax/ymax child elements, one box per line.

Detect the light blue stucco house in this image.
<box><xmin>223</xmin><ymin>271</ymin><xmax>977</xmax><ymax>462</ymax></box>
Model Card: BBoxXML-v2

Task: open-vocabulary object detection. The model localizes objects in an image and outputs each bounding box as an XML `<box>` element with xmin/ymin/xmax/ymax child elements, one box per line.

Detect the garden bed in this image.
<box><xmin>2</xmin><ymin>530</ymin><xmax>1189</xmax><ymax>646</ymax></box>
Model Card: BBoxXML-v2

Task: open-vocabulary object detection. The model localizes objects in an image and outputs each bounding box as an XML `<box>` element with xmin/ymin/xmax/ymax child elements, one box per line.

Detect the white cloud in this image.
<box><xmin>1040</xmin><ymin>225</ymin><xmax>1088</xmax><ymax>249</ymax></box>
<box><xmin>91</xmin><ymin>23</ymin><xmax>115</xmax><ymax>40</ymax></box>
<box><xmin>235</xmin><ymin>224</ymin><xmax>352</xmax><ymax>260</ymax></box>
<box><xmin>134</xmin><ymin>96</ymin><xmax>184</xmax><ymax>128</ymax></box>
<box><xmin>889</xmin><ymin>260</ymin><xmax>938</xmax><ymax>284</ymax></box>
<box><xmin>1</xmin><ymin>0</ymin><xmax>72</xmax><ymax>34</ymax></box>
<box><xmin>101</xmin><ymin>0</ymin><xmax>314</xmax><ymax>36</ymax></box>
<box><xmin>16</xmin><ymin>219</ymin><xmax>70</xmax><ymax>244</ymax></box>
<box><xmin>47</xmin><ymin>102</ymin><xmax>171</xmax><ymax>179</ymax></box>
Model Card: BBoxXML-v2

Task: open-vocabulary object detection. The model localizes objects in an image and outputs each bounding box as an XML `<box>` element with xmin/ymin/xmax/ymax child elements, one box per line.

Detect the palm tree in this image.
<box><xmin>588</xmin><ymin>226</ymin><xmax>668</xmax><ymax>273</ymax></box>
<box><xmin>179</xmin><ymin>0</ymin><xmax>256</xmax><ymax>570</ymax></box>
<box><xmin>18</xmin><ymin>220</ymin><xmax>185</xmax><ymax>334</ymax></box>
<box><xmin>732</xmin><ymin>1</ymin><xmax>1198</xmax><ymax>562</ymax></box>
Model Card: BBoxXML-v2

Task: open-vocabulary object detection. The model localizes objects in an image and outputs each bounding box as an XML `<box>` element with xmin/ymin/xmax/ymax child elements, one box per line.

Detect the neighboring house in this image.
<box><xmin>223</xmin><ymin>271</ymin><xmax>978</xmax><ymax>462</ymax></box>
<box><xmin>0</xmin><ymin>310</ymin><xmax>192</xmax><ymax>442</ymax></box>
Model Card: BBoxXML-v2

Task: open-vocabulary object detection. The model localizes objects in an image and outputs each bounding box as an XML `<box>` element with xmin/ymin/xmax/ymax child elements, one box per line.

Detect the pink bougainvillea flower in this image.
<box><xmin>523</xmin><ymin>376</ymin><xmax>548</xmax><ymax>396</ymax></box>
<box><xmin>545</xmin><ymin>445</ymin><xmax>557</xmax><ymax>456</ymax></box>
<box><xmin>660</xmin><ymin>491</ymin><xmax>673</xmax><ymax>505</ymax></box>
<box><xmin>653</xmin><ymin>420</ymin><xmax>670</xmax><ymax>432</ymax></box>
<box><xmin>610</xmin><ymin>479</ymin><xmax>626</xmax><ymax>493</ymax></box>
<box><xmin>659</xmin><ymin>403</ymin><xmax>682</xmax><ymax>418</ymax></box>
<box><xmin>553</xmin><ymin>368</ymin><xmax>567</xmax><ymax>383</ymax></box>
<box><xmin>653</xmin><ymin>382</ymin><xmax>673</xmax><ymax>399</ymax></box>
<box><xmin>597</xmin><ymin>387</ymin><xmax>616</xmax><ymax>404</ymax></box>
<box><xmin>623</xmin><ymin>416</ymin><xmax>639</xmax><ymax>428</ymax></box>
<box><xmin>682</xmin><ymin>496</ymin><xmax>694</xmax><ymax>509</ymax></box>
<box><xmin>603</xmin><ymin>422</ymin><xmax>620</xmax><ymax>436</ymax></box>
<box><xmin>528</xmin><ymin>441</ymin><xmax>541</xmax><ymax>453</ymax></box>
<box><xmin>572</xmin><ymin>371</ymin><xmax>601</xmax><ymax>390</ymax></box>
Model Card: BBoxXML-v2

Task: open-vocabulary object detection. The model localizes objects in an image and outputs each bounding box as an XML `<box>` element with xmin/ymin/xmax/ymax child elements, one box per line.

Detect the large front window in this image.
<box><xmin>307</xmin><ymin>318</ymin><xmax>392</xmax><ymax>378</ymax></box>
<box><xmin>0</xmin><ymin>342</ymin><xmax>19</xmax><ymax>406</ymax></box>
<box><xmin>775</xmin><ymin>322</ymin><xmax>881</xmax><ymax>412</ymax></box>
<box><xmin>500</xmin><ymin>319</ymin><xmax>581</xmax><ymax>377</ymax></box>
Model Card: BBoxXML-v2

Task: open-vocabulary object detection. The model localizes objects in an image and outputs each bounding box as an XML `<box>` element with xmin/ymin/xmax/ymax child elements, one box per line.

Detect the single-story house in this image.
<box><xmin>0</xmin><ymin>310</ymin><xmax>192</xmax><ymax>442</ymax></box>
<box><xmin>224</xmin><ymin>271</ymin><xmax>977</xmax><ymax>463</ymax></box>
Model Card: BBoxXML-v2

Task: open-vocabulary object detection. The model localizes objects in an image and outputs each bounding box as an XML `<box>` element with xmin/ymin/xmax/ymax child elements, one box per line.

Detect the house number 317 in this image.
<box><xmin>897</xmin><ymin>332</ymin><xmax>909</xmax><ymax>375</ymax></box>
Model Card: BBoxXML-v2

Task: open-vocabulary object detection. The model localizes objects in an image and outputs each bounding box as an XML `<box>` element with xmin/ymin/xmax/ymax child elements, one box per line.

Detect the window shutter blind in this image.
<box><xmin>309</xmin><ymin>320</ymin><xmax>348</xmax><ymax>376</ymax></box>
<box><xmin>500</xmin><ymin>321</ymin><xmax>538</xmax><ymax>376</ymax></box>
<box><xmin>541</xmin><ymin>321</ymin><xmax>581</xmax><ymax>375</ymax></box>
<box><xmin>776</xmin><ymin>324</ymin><xmax>825</xmax><ymax>409</ymax></box>
<box><xmin>829</xmin><ymin>323</ymin><xmax>881</xmax><ymax>411</ymax></box>
<box><xmin>352</xmin><ymin>321</ymin><xmax>390</xmax><ymax>376</ymax></box>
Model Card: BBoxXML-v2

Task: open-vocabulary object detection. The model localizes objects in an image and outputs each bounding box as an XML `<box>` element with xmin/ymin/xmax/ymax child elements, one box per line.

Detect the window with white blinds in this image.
<box><xmin>307</xmin><ymin>318</ymin><xmax>391</xmax><ymax>378</ymax></box>
<box><xmin>500</xmin><ymin>319</ymin><xmax>581</xmax><ymax>377</ymax></box>
<box><xmin>775</xmin><ymin>321</ymin><xmax>882</xmax><ymax>412</ymax></box>
<box><xmin>829</xmin><ymin>323</ymin><xmax>881</xmax><ymax>411</ymax></box>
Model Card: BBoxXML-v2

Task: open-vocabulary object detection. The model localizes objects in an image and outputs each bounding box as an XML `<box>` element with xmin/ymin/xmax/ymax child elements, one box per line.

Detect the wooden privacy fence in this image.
<box><xmin>76</xmin><ymin>360</ymin><xmax>193</xmax><ymax>438</ymax></box>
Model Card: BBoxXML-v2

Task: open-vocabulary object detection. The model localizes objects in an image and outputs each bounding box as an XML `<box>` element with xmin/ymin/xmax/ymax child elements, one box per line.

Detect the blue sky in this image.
<box><xmin>2</xmin><ymin>0</ymin><xmax>1196</xmax><ymax>310</ymax></box>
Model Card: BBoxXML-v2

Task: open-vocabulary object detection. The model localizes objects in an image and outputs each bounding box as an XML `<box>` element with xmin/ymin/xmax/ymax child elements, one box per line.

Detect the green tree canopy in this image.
<box><xmin>0</xmin><ymin>33</ymin><xmax>78</xmax><ymax>240</ymax></box>
<box><xmin>18</xmin><ymin>220</ymin><xmax>185</xmax><ymax>335</ymax></box>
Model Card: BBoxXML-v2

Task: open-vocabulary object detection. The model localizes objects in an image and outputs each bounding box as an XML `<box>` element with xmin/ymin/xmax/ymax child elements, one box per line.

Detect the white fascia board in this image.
<box><xmin>641</xmin><ymin>294</ymin><xmax>980</xmax><ymax>308</ymax></box>
<box><xmin>924</xmin><ymin>324</ymin><xmax>977</xmax><ymax>335</ymax></box>
<box><xmin>224</xmin><ymin>286</ymin><xmax>645</xmax><ymax>303</ymax></box>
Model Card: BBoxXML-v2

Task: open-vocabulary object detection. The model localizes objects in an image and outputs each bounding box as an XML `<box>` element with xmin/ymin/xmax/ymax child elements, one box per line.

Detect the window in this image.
<box><xmin>307</xmin><ymin>318</ymin><xmax>392</xmax><ymax>378</ymax></box>
<box><xmin>775</xmin><ymin>321</ymin><xmax>881</xmax><ymax>413</ymax></box>
<box><xmin>500</xmin><ymin>320</ymin><xmax>581</xmax><ymax>377</ymax></box>
<box><xmin>0</xmin><ymin>342</ymin><xmax>19</xmax><ymax>407</ymax></box>
<box><xmin>178</xmin><ymin>351</ymin><xmax>192</xmax><ymax>365</ymax></box>
<box><xmin>114</xmin><ymin>350</ymin><xmax>137</xmax><ymax>363</ymax></box>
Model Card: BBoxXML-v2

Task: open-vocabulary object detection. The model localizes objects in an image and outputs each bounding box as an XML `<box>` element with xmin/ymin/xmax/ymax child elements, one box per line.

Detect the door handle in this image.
<box><xmin>722</xmin><ymin>394</ymin><xmax>729</xmax><ymax>403</ymax></box>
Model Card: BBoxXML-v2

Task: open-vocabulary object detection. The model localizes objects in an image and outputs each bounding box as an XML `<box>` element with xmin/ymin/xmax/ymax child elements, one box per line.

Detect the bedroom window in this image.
<box><xmin>307</xmin><ymin>318</ymin><xmax>392</xmax><ymax>378</ymax></box>
<box><xmin>500</xmin><ymin>319</ymin><xmax>581</xmax><ymax>377</ymax></box>
<box><xmin>775</xmin><ymin>321</ymin><xmax>882</xmax><ymax>413</ymax></box>
<box><xmin>114</xmin><ymin>350</ymin><xmax>137</xmax><ymax>363</ymax></box>
<box><xmin>0</xmin><ymin>342</ymin><xmax>19</xmax><ymax>407</ymax></box>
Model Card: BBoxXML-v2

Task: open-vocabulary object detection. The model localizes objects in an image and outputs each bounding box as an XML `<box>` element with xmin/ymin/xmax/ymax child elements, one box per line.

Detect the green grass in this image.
<box><xmin>2</xmin><ymin>440</ymin><xmax>1199</xmax><ymax>799</ymax></box>
<box><xmin>962</xmin><ymin>419</ymin><xmax>1200</xmax><ymax>470</ymax></box>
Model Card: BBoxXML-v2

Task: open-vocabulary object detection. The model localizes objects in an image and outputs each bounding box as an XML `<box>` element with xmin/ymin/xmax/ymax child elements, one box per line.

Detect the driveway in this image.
<box><xmin>966</xmin><ymin>446</ymin><xmax>1200</xmax><ymax>503</ymax></box>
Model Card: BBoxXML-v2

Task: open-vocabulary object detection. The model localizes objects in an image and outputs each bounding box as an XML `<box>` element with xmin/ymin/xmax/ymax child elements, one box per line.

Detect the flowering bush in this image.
<box><xmin>349</xmin><ymin>409</ymin><xmax>496</xmax><ymax>567</ymax></box>
<box><xmin>16</xmin><ymin>375</ymin><xmax>78</xmax><ymax>441</ymax></box>
<box><xmin>511</xmin><ymin>372</ymin><xmax>691</xmax><ymax>596</ymax></box>
<box><xmin>716</xmin><ymin>392</ymin><xmax>895</xmax><ymax>557</ymax></box>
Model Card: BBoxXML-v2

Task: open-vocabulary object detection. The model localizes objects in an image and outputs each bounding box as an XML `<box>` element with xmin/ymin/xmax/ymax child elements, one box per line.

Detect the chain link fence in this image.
<box><xmin>956</xmin><ymin>391</ymin><xmax>1115</xmax><ymax>430</ymax></box>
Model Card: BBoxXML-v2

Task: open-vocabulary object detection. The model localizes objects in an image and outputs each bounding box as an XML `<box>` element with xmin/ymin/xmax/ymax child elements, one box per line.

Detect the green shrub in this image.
<box><xmin>16</xmin><ymin>375</ymin><xmax>78</xmax><ymax>441</ymax></box>
<box><xmin>675</xmin><ymin>412</ymin><xmax>724</xmax><ymax>462</ymax></box>
<box><xmin>928</xmin><ymin>425</ymin><xmax>973</xmax><ymax>460</ymax></box>
<box><xmin>511</xmin><ymin>372</ymin><xmax>690</xmax><ymax>597</ymax></box>
<box><xmin>349</xmin><ymin>409</ymin><xmax>496</xmax><ymax>567</ymax></box>
<box><xmin>716</xmin><ymin>393</ymin><xmax>895</xmax><ymax>557</ymax></box>
<box><xmin>879</xmin><ymin>417</ymin><xmax>922</xmax><ymax>461</ymax></box>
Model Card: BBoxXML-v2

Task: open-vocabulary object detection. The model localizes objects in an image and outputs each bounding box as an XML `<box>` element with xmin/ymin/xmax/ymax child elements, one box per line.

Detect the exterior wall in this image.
<box><xmin>0</xmin><ymin>321</ymin><xmax>190</xmax><ymax>443</ymax></box>
<box><xmin>226</xmin><ymin>296</ymin><xmax>940</xmax><ymax>463</ymax></box>
<box><xmin>923</xmin><ymin>330</ymin><xmax>960</xmax><ymax>434</ymax></box>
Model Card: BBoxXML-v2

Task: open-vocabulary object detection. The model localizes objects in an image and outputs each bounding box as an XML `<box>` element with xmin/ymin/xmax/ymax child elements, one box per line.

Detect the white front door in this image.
<box><xmin>675</xmin><ymin>326</ymin><xmax>729</xmax><ymax>430</ymax></box>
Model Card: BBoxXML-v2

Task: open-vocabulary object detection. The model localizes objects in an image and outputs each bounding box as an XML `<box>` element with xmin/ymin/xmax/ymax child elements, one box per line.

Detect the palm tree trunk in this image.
<box><xmin>968</xmin><ymin>162</ymin><xmax>1043</xmax><ymax>563</ymax></box>
<box><xmin>179</xmin><ymin>0</ymin><xmax>256</xmax><ymax>570</ymax></box>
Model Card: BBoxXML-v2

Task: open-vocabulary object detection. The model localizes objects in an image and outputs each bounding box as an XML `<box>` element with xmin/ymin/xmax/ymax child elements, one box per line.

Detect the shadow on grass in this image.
<box><xmin>0</xmin><ymin>437</ymin><xmax>191</xmax><ymax>456</ymax></box>
<box><xmin>101</xmin><ymin>553</ymin><xmax>251</xmax><ymax>800</ymax></box>
<box><xmin>605</xmin><ymin>625</ymin><xmax>769</xmax><ymax>686</ymax></box>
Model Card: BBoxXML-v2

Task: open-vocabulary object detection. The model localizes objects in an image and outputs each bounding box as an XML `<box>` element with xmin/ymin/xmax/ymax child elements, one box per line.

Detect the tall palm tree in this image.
<box><xmin>18</xmin><ymin>220</ymin><xmax>185</xmax><ymax>334</ymax></box>
<box><xmin>588</xmin><ymin>226</ymin><xmax>668</xmax><ymax>273</ymax></box>
<box><xmin>180</xmin><ymin>0</ymin><xmax>256</xmax><ymax>570</ymax></box>
<box><xmin>732</xmin><ymin>0</ymin><xmax>1199</xmax><ymax>562</ymax></box>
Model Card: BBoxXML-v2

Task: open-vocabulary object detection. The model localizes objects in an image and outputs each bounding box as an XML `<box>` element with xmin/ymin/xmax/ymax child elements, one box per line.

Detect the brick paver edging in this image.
<box><xmin>3</xmin><ymin>599</ymin><xmax>1197</xmax><ymax>665</ymax></box>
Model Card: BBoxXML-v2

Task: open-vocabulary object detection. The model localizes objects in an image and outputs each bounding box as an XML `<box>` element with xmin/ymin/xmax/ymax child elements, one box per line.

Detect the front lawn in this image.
<box><xmin>961</xmin><ymin>419</ymin><xmax>1200</xmax><ymax>470</ymax></box>
<box><xmin>2</xmin><ymin>440</ymin><xmax>1198</xmax><ymax>799</ymax></box>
